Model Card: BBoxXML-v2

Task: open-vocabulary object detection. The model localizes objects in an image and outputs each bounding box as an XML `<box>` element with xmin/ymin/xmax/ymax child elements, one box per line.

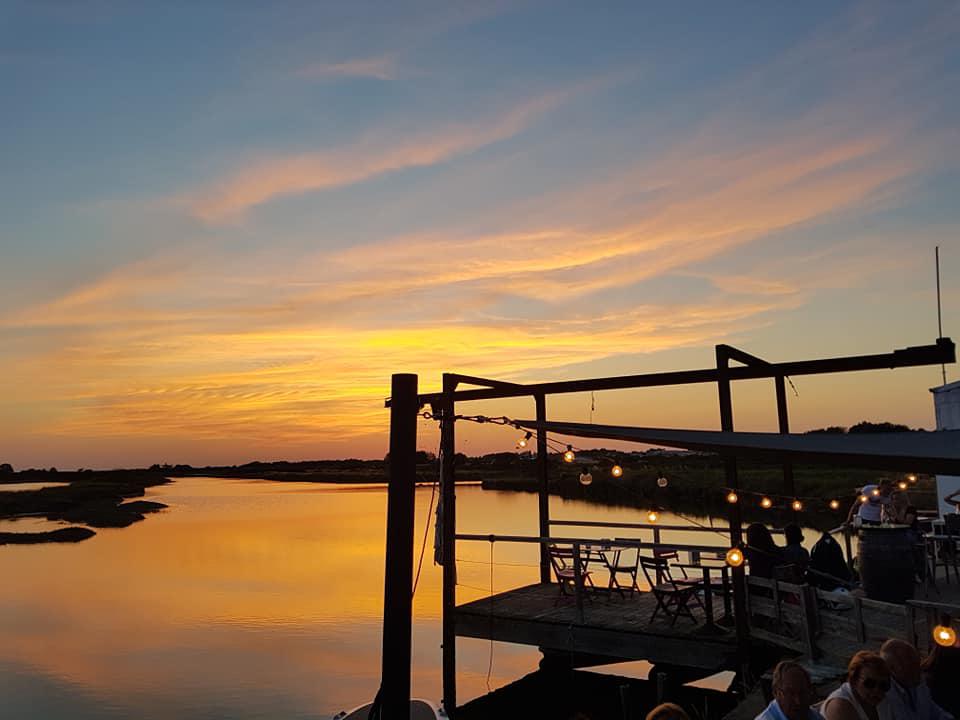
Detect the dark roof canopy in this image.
<box><xmin>513</xmin><ymin>420</ymin><xmax>960</xmax><ymax>475</ymax></box>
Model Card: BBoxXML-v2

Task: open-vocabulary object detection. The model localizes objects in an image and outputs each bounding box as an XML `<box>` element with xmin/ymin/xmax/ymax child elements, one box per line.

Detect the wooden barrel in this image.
<box><xmin>858</xmin><ymin>525</ymin><xmax>915</xmax><ymax>604</ymax></box>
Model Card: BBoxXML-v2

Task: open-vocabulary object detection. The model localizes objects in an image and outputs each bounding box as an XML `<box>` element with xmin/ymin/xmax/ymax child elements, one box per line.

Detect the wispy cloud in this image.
<box><xmin>187</xmin><ymin>90</ymin><xmax>568</xmax><ymax>223</ymax></box>
<box><xmin>297</xmin><ymin>55</ymin><xmax>397</xmax><ymax>81</ymax></box>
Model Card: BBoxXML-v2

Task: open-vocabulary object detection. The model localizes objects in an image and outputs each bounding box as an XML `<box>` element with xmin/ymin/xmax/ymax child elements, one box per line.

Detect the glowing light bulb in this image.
<box><xmin>898</xmin><ymin>481</ymin><xmax>908</xmax><ymax>491</ymax></box>
<box><xmin>563</xmin><ymin>446</ymin><xmax>575</xmax><ymax>463</ymax></box>
<box><xmin>647</xmin><ymin>510</ymin><xmax>659</xmax><ymax>523</ymax></box>
<box><xmin>933</xmin><ymin>625</ymin><xmax>957</xmax><ymax>647</ymax></box>
<box><xmin>725</xmin><ymin>547</ymin><xmax>744</xmax><ymax>567</ymax></box>
<box><xmin>726</xmin><ymin>491</ymin><xmax>739</xmax><ymax>504</ymax></box>
<box><xmin>517</xmin><ymin>437</ymin><xmax>528</xmax><ymax>449</ymax></box>
<box><xmin>872</xmin><ymin>488</ymin><xmax>881</xmax><ymax>497</ymax></box>
<box><xmin>829</xmin><ymin>499</ymin><xmax>840</xmax><ymax>510</ymax></box>
<box><xmin>908</xmin><ymin>474</ymin><xmax>917</xmax><ymax>484</ymax></box>
<box><xmin>792</xmin><ymin>499</ymin><xmax>803</xmax><ymax>512</ymax></box>
<box><xmin>760</xmin><ymin>497</ymin><xmax>773</xmax><ymax>509</ymax></box>
<box><xmin>860</xmin><ymin>494</ymin><xmax>869</xmax><ymax>504</ymax></box>
<box><xmin>579</xmin><ymin>472</ymin><xmax>593</xmax><ymax>486</ymax></box>
<box><xmin>657</xmin><ymin>476</ymin><xmax>668</xmax><ymax>488</ymax></box>
<box><xmin>611</xmin><ymin>465</ymin><xmax>623</xmax><ymax>478</ymax></box>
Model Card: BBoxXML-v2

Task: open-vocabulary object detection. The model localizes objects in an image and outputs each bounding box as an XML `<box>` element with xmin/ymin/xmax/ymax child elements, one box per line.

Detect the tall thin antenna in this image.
<box><xmin>936</xmin><ymin>245</ymin><xmax>946</xmax><ymax>385</ymax></box>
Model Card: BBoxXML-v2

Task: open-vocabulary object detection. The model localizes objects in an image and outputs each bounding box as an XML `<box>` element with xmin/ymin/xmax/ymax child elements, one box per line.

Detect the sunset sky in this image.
<box><xmin>2</xmin><ymin>1</ymin><xmax>959</xmax><ymax>470</ymax></box>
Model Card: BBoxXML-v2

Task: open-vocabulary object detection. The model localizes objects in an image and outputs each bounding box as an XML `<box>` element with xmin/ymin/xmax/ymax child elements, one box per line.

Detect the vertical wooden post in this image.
<box><xmin>775</xmin><ymin>375</ymin><xmax>797</xmax><ymax>520</ymax></box>
<box><xmin>381</xmin><ymin>374</ymin><xmax>418</xmax><ymax>720</ymax></box>
<box><xmin>573</xmin><ymin>542</ymin><xmax>585</xmax><ymax>623</ymax></box>
<box><xmin>440</xmin><ymin>374</ymin><xmax>458</xmax><ymax>717</ymax></box>
<box><xmin>716</xmin><ymin>347</ymin><xmax>751</xmax><ymax>663</ymax></box>
<box><xmin>536</xmin><ymin>393</ymin><xmax>551</xmax><ymax>584</ymax></box>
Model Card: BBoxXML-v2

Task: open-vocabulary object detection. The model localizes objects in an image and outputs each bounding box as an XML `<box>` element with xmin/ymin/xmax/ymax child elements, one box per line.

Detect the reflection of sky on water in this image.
<box><xmin>0</xmin><ymin>482</ymin><xmax>71</xmax><ymax>491</ymax></box>
<box><xmin>0</xmin><ymin>477</ymin><xmax>822</xmax><ymax>718</ymax></box>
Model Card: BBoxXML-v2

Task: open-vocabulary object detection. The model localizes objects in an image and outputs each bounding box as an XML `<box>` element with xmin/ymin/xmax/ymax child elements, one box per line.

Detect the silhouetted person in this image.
<box><xmin>848</xmin><ymin>479</ymin><xmax>893</xmax><ymax>526</ymax></box>
<box><xmin>746</xmin><ymin>523</ymin><xmax>783</xmax><ymax>579</ymax></box>
<box><xmin>781</xmin><ymin>523</ymin><xmax>810</xmax><ymax>581</ymax></box>
<box><xmin>809</xmin><ymin>531</ymin><xmax>852</xmax><ymax>591</ymax></box>
<box><xmin>922</xmin><ymin>643</ymin><xmax>960</xmax><ymax>718</ymax></box>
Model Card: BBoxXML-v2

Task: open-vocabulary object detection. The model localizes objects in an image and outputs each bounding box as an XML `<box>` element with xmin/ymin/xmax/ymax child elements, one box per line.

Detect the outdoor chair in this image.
<box><xmin>548</xmin><ymin>544</ymin><xmax>595</xmax><ymax>606</ymax></box>
<box><xmin>929</xmin><ymin>515</ymin><xmax>960</xmax><ymax>585</ymax></box>
<box><xmin>602</xmin><ymin>545</ymin><xmax>641</xmax><ymax>597</ymax></box>
<box><xmin>639</xmin><ymin>555</ymin><xmax>703</xmax><ymax>626</ymax></box>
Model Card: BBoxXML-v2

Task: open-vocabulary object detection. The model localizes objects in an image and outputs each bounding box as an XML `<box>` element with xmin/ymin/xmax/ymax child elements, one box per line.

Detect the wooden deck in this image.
<box><xmin>454</xmin><ymin>583</ymin><xmax>738</xmax><ymax>670</ymax></box>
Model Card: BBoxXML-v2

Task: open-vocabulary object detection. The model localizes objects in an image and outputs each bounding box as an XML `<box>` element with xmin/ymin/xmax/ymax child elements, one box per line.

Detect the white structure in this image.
<box><xmin>931</xmin><ymin>379</ymin><xmax>960</xmax><ymax>516</ymax></box>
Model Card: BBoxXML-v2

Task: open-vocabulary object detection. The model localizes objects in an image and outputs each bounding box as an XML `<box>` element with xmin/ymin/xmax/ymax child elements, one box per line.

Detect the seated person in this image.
<box><xmin>780</xmin><ymin>523</ymin><xmax>810</xmax><ymax>582</ymax></box>
<box><xmin>823</xmin><ymin>651</ymin><xmax>893</xmax><ymax>720</ymax></box>
<box><xmin>746</xmin><ymin>523</ymin><xmax>783</xmax><ymax>579</ymax></box>
<box><xmin>881</xmin><ymin>639</ymin><xmax>953</xmax><ymax>720</ymax></box>
<box><xmin>756</xmin><ymin>661</ymin><xmax>824</xmax><ymax>720</ymax></box>
<box><xmin>808</xmin><ymin>532</ymin><xmax>852</xmax><ymax>591</ymax></box>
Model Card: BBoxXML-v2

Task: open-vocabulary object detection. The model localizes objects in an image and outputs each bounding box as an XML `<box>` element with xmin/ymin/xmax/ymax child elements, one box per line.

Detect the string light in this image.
<box><xmin>860</xmin><ymin>494</ymin><xmax>869</xmax><ymax>504</ymax></box>
<box><xmin>517</xmin><ymin>431</ymin><xmax>532</xmax><ymax>449</ymax></box>
<box><xmin>563</xmin><ymin>445</ymin><xmax>575</xmax><ymax>463</ymax></box>
<box><xmin>725</xmin><ymin>547</ymin><xmax>744</xmax><ymax>567</ymax></box>
<box><xmin>871</xmin><ymin>488</ymin><xmax>881</xmax><ymax>497</ymax></box>
<box><xmin>897</xmin><ymin>481</ymin><xmax>908</xmax><ymax>491</ymax></box>
<box><xmin>657</xmin><ymin>475</ymin><xmax>668</xmax><ymax>488</ymax></box>
<box><xmin>829</xmin><ymin>499</ymin><xmax>840</xmax><ymax>510</ymax></box>
<box><xmin>760</xmin><ymin>497</ymin><xmax>773</xmax><ymax>509</ymax></box>
<box><xmin>579</xmin><ymin>471</ymin><xmax>593</xmax><ymax>486</ymax></box>
<box><xmin>611</xmin><ymin>464</ymin><xmax>623</xmax><ymax>478</ymax></box>
<box><xmin>933</xmin><ymin>624</ymin><xmax>957</xmax><ymax>648</ymax></box>
<box><xmin>647</xmin><ymin>510</ymin><xmax>659</xmax><ymax>523</ymax></box>
<box><xmin>791</xmin><ymin>499</ymin><xmax>803</xmax><ymax>512</ymax></box>
<box><xmin>726</xmin><ymin>491</ymin><xmax>739</xmax><ymax>504</ymax></box>
<box><xmin>908</xmin><ymin>474</ymin><xmax>917</xmax><ymax>484</ymax></box>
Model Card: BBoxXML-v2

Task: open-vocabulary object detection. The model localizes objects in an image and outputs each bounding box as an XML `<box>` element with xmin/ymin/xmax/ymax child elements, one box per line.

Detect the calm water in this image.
<box><xmin>0</xmin><ymin>477</ymin><xmax>751</xmax><ymax>719</ymax></box>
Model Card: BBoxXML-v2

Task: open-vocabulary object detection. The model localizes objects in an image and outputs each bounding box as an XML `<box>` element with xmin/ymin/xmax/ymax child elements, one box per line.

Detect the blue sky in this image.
<box><xmin>1</xmin><ymin>1</ymin><xmax>959</xmax><ymax>469</ymax></box>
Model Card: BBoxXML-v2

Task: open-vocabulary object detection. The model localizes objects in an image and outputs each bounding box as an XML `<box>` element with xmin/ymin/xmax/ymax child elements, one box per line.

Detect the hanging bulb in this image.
<box><xmin>792</xmin><ymin>499</ymin><xmax>803</xmax><ymax>512</ymax></box>
<box><xmin>760</xmin><ymin>497</ymin><xmax>773</xmax><ymax>509</ymax></box>
<box><xmin>933</xmin><ymin>624</ymin><xmax>957</xmax><ymax>647</ymax></box>
<box><xmin>725</xmin><ymin>547</ymin><xmax>744</xmax><ymax>567</ymax></box>
<box><xmin>860</xmin><ymin>494</ymin><xmax>869</xmax><ymax>504</ymax></box>
<box><xmin>517</xmin><ymin>431</ymin><xmax>532</xmax><ymax>449</ymax></box>
<box><xmin>563</xmin><ymin>445</ymin><xmax>575</xmax><ymax>463</ymax></box>
<box><xmin>647</xmin><ymin>510</ymin><xmax>659</xmax><ymax>523</ymax></box>
<box><xmin>898</xmin><ymin>481</ymin><xmax>908</xmax><ymax>491</ymax></box>
<box><xmin>871</xmin><ymin>488</ymin><xmax>881</xmax><ymax>497</ymax></box>
<box><xmin>908</xmin><ymin>474</ymin><xmax>917</xmax><ymax>484</ymax></box>
<box><xmin>579</xmin><ymin>471</ymin><xmax>593</xmax><ymax>486</ymax></box>
<box><xmin>829</xmin><ymin>499</ymin><xmax>840</xmax><ymax>510</ymax></box>
<box><xmin>726</xmin><ymin>491</ymin><xmax>739</xmax><ymax>504</ymax></box>
<box><xmin>657</xmin><ymin>475</ymin><xmax>668</xmax><ymax>488</ymax></box>
<box><xmin>611</xmin><ymin>464</ymin><xmax>623</xmax><ymax>478</ymax></box>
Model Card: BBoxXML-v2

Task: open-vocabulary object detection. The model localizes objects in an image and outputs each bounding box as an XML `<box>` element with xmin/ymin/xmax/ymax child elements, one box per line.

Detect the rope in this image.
<box><xmin>486</xmin><ymin>538</ymin><xmax>494</xmax><ymax>693</ymax></box>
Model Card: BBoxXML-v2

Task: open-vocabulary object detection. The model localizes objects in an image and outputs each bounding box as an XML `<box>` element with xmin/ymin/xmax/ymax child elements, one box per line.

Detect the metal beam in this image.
<box><xmin>402</xmin><ymin>339</ymin><xmax>954</xmax><ymax>406</ymax></box>
<box><xmin>440</xmin><ymin>374</ymin><xmax>458</xmax><ymax>717</ymax></box>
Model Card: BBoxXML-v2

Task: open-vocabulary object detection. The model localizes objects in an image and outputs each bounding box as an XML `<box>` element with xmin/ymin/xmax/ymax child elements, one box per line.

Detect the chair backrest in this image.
<box><xmin>639</xmin><ymin>555</ymin><xmax>670</xmax><ymax>588</ymax></box>
<box><xmin>547</xmin><ymin>544</ymin><xmax>574</xmax><ymax>575</ymax></box>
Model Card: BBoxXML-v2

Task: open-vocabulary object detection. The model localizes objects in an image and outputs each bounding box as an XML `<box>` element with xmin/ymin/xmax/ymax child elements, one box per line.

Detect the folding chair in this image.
<box><xmin>639</xmin><ymin>556</ymin><xmax>703</xmax><ymax>626</ymax></box>
<box><xmin>548</xmin><ymin>544</ymin><xmax>595</xmax><ymax>606</ymax></box>
<box><xmin>602</xmin><ymin>545</ymin><xmax>641</xmax><ymax>597</ymax></box>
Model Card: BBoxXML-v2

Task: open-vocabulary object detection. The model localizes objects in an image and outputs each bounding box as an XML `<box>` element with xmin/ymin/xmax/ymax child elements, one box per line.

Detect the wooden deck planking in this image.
<box><xmin>454</xmin><ymin>583</ymin><xmax>738</xmax><ymax>670</ymax></box>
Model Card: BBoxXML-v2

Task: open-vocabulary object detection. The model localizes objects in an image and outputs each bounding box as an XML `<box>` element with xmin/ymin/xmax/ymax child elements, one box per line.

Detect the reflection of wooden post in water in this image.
<box><xmin>440</xmin><ymin>374</ymin><xmax>458</xmax><ymax>717</ymax></box>
<box><xmin>381</xmin><ymin>373</ymin><xmax>418</xmax><ymax>718</ymax></box>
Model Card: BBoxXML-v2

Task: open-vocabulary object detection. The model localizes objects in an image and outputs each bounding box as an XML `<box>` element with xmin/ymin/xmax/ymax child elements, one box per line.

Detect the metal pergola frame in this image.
<box><xmin>380</xmin><ymin>336</ymin><xmax>956</xmax><ymax>718</ymax></box>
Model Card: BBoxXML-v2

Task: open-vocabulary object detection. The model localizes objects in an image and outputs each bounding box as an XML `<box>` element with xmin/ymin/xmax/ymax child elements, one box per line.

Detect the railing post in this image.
<box><xmin>381</xmin><ymin>374</ymin><xmax>418</xmax><ymax>719</ymax></box>
<box><xmin>716</xmin><ymin>346</ymin><xmax>750</xmax><ymax>669</ymax></box>
<box><xmin>775</xmin><ymin>375</ymin><xmax>797</xmax><ymax>521</ymax></box>
<box><xmin>441</xmin><ymin>374</ymin><xmax>458</xmax><ymax>717</ymax></box>
<box><xmin>843</xmin><ymin>526</ymin><xmax>855</xmax><ymax>572</ymax></box>
<box><xmin>573</xmin><ymin>542</ymin><xmax>585</xmax><ymax>623</ymax></box>
<box><xmin>536</xmin><ymin>393</ymin><xmax>551</xmax><ymax>584</ymax></box>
